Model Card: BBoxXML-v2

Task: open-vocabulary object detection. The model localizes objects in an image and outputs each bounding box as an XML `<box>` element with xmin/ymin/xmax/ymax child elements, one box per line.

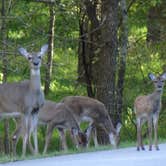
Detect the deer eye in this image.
<box><xmin>38</xmin><ymin>55</ymin><xmax>41</xmax><ymax>59</ymax></box>
<box><xmin>28</xmin><ymin>56</ymin><xmax>32</xmax><ymax>60</ymax></box>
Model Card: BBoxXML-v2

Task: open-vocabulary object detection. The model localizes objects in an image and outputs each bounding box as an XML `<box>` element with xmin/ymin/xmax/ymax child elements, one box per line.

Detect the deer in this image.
<box><xmin>0</xmin><ymin>44</ymin><xmax>48</xmax><ymax>156</ymax></box>
<box><xmin>12</xmin><ymin>100</ymin><xmax>87</xmax><ymax>155</ymax></box>
<box><xmin>61</xmin><ymin>96</ymin><xmax>122</xmax><ymax>148</ymax></box>
<box><xmin>134</xmin><ymin>72</ymin><xmax>166</xmax><ymax>151</ymax></box>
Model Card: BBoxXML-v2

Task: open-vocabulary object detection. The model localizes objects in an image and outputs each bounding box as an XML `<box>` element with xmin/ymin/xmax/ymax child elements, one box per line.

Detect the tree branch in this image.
<box><xmin>35</xmin><ymin>0</ymin><xmax>55</xmax><ymax>4</ymax></box>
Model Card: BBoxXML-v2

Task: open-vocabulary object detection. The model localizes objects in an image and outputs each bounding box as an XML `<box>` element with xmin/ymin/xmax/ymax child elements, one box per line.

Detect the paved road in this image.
<box><xmin>2</xmin><ymin>144</ymin><xmax>166</xmax><ymax>166</ymax></box>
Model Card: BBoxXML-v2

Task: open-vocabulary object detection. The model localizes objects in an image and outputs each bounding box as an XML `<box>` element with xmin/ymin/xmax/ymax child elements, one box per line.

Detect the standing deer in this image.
<box><xmin>134</xmin><ymin>72</ymin><xmax>166</xmax><ymax>151</ymax></box>
<box><xmin>12</xmin><ymin>100</ymin><xmax>87</xmax><ymax>155</ymax></box>
<box><xmin>61</xmin><ymin>96</ymin><xmax>122</xmax><ymax>148</ymax></box>
<box><xmin>0</xmin><ymin>44</ymin><xmax>48</xmax><ymax>156</ymax></box>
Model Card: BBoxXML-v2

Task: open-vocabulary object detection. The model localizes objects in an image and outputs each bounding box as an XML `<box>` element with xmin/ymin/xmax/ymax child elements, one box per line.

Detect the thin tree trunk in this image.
<box><xmin>116</xmin><ymin>0</ymin><xmax>128</xmax><ymax>122</ymax></box>
<box><xmin>78</xmin><ymin>0</ymin><xmax>101</xmax><ymax>97</ymax></box>
<box><xmin>1</xmin><ymin>0</ymin><xmax>10</xmax><ymax>154</ymax></box>
<box><xmin>44</xmin><ymin>4</ymin><xmax>55</xmax><ymax>95</ymax></box>
<box><xmin>78</xmin><ymin>10</ymin><xmax>94</xmax><ymax>97</ymax></box>
<box><xmin>146</xmin><ymin>0</ymin><xmax>166</xmax><ymax>43</ymax></box>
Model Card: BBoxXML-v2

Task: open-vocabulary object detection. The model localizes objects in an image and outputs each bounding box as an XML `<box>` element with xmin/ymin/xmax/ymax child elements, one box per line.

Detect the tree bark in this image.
<box><xmin>116</xmin><ymin>0</ymin><xmax>128</xmax><ymax>123</ymax></box>
<box><xmin>78</xmin><ymin>0</ymin><xmax>119</xmax><ymax>144</ymax></box>
<box><xmin>44</xmin><ymin>4</ymin><xmax>55</xmax><ymax>95</ymax></box>
<box><xmin>78</xmin><ymin>16</ymin><xmax>94</xmax><ymax>97</ymax></box>
<box><xmin>95</xmin><ymin>0</ymin><xmax>119</xmax><ymax>144</ymax></box>
<box><xmin>78</xmin><ymin>0</ymin><xmax>101</xmax><ymax>97</ymax></box>
<box><xmin>96</xmin><ymin>0</ymin><xmax>119</xmax><ymax>118</ymax></box>
<box><xmin>147</xmin><ymin>1</ymin><xmax>166</xmax><ymax>43</ymax></box>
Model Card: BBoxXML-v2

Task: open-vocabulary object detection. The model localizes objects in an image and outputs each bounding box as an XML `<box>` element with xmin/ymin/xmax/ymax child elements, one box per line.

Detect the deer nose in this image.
<box><xmin>33</xmin><ymin>62</ymin><xmax>39</xmax><ymax>66</ymax></box>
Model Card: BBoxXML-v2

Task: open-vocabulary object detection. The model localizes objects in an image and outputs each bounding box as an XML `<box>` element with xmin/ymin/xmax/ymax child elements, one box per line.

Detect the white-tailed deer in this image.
<box><xmin>0</xmin><ymin>44</ymin><xmax>48</xmax><ymax>156</ymax></box>
<box><xmin>61</xmin><ymin>96</ymin><xmax>122</xmax><ymax>148</ymax></box>
<box><xmin>12</xmin><ymin>100</ymin><xmax>87</xmax><ymax>155</ymax></box>
<box><xmin>134</xmin><ymin>72</ymin><xmax>166</xmax><ymax>151</ymax></box>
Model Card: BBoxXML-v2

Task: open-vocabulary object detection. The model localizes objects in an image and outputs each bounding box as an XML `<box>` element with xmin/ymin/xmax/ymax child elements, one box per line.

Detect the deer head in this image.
<box><xmin>148</xmin><ymin>73</ymin><xmax>166</xmax><ymax>91</ymax></box>
<box><xmin>18</xmin><ymin>44</ymin><xmax>48</xmax><ymax>71</ymax></box>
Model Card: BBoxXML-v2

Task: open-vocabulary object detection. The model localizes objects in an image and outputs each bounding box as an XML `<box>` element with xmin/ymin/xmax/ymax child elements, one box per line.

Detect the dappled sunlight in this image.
<box><xmin>8</xmin><ymin>30</ymin><xmax>25</xmax><ymax>40</ymax></box>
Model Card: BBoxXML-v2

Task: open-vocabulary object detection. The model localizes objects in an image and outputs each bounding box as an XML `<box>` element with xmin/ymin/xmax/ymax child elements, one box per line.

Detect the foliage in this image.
<box><xmin>0</xmin><ymin>0</ymin><xmax>166</xmax><ymax>157</ymax></box>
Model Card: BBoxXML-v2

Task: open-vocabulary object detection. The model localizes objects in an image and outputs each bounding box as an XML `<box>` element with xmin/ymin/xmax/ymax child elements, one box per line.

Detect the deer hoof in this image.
<box><xmin>149</xmin><ymin>145</ymin><xmax>152</xmax><ymax>151</ymax></box>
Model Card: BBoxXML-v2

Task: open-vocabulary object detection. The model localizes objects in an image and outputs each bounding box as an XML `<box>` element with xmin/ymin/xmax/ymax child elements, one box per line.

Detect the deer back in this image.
<box><xmin>38</xmin><ymin>100</ymin><xmax>80</xmax><ymax>130</ymax></box>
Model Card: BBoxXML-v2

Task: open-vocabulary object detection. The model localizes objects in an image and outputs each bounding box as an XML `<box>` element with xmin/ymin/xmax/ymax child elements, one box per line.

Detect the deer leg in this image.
<box><xmin>70</xmin><ymin>128</ymin><xmax>80</xmax><ymax>149</ymax></box>
<box><xmin>148</xmin><ymin>117</ymin><xmax>152</xmax><ymax>151</ymax></box>
<box><xmin>84</xmin><ymin>123</ymin><xmax>96</xmax><ymax>147</ymax></box>
<box><xmin>136</xmin><ymin>118</ymin><xmax>141</xmax><ymax>151</ymax></box>
<box><xmin>31</xmin><ymin>113</ymin><xmax>39</xmax><ymax>154</ymax></box>
<box><xmin>58</xmin><ymin>128</ymin><xmax>67</xmax><ymax>151</ymax></box>
<box><xmin>22</xmin><ymin>115</ymin><xmax>29</xmax><ymax>157</ymax></box>
<box><xmin>28</xmin><ymin>135</ymin><xmax>35</xmax><ymax>154</ymax></box>
<box><xmin>43</xmin><ymin>123</ymin><xmax>54</xmax><ymax>154</ymax></box>
<box><xmin>153</xmin><ymin>114</ymin><xmax>159</xmax><ymax>150</ymax></box>
<box><xmin>92</xmin><ymin>127</ymin><xmax>99</xmax><ymax>147</ymax></box>
<box><xmin>12</xmin><ymin>125</ymin><xmax>23</xmax><ymax>156</ymax></box>
<box><xmin>84</xmin><ymin>125</ymin><xmax>93</xmax><ymax>147</ymax></box>
<box><xmin>22</xmin><ymin>132</ymin><xmax>28</xmax><ymax>157</ymax></box>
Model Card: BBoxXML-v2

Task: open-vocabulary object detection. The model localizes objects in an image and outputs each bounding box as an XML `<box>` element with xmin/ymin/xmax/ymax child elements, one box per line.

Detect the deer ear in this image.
<box><xmin>116</xmin><ymin>122</ymin><xmax>122</xmax><ymax>134</ymax></box>
<box><xmin>18</xmin><ymin>47</ymin><xmax>29</xmax><ymax>58</ymax></box>
<box><xmin>148</xmin><ymin>73</ymin><xmax>156</xmax><ymax>81</ymax></box>
<box><xmin>40</xmin><ymin>44</ymin><xmax>48</xmax><ymax>57</ymax></box>
<box><xmin>161</xmin><ymin>73</ymin><xmax>166</xmax><ymax>80</ymax></box>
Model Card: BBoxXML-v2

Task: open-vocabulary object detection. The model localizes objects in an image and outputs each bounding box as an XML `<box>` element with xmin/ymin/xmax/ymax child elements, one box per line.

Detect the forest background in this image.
<box><xmin>0</xmin><ymin>0</ymin><xmax>166</xmax><ymax>156</ymax></box>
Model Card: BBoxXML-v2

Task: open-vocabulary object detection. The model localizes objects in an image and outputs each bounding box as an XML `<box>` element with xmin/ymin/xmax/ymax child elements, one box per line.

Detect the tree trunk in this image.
<box><xmin>78</xmin><ymin>17</ymin><xmax>94</xmax><ymax>97</ymax></box>
<box><xmin>95</xmin><ymin>0</ymin><xmax>119</xmax><ymax>144</ymax></box>
<box><xmin>79</xmin><ymin>0</ymin><xmax>119</xmax><ymax>144</ymax></box>
<box><xmin>44</xmin><ymin>4</ymin><xmax>55</xmax><ymax>95</ymax></box>
<box><xmin>147</xmin><ymin>1</ymin><xmax>166</xmax><ymax>43</ymax></box>
<box><xmin>78</xmin><ymin>0</ymin><xmax>101</xmax><ymax>97</ymax></box>
<box><xmin>116</xmin><ymin>0</ymin><xmax>128</xmax><ymax>123</ymax></box>
<box><xmin>1</xmin><ymin>0</ymin><xmax>10</xmax><ymax>154</ymax></box>
<box><xmin>96</xmin><ymin>0</ymin><xmax>119</xmax><ymax>119</ymax></box>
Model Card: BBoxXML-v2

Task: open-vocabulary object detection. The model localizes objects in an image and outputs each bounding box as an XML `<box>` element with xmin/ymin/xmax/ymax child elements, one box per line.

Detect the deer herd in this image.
<box><xmin>0</xmin><ymin>44</ymin><xmax>165</xmax><ymax>157</ymax></box>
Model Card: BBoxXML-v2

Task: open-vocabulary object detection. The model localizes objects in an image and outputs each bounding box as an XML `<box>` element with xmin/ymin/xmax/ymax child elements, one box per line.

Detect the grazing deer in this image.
<box><xmin>134</xmin><ymin>73</ymin><xmax>166</xmax><ymax>151</ymax></box>
<box><xmin>61</xmin><ymin>96</ymin><xmax>122</xmax><ymax>148</ymax></box>
<box><xmin>0</xmin><ymin>44</ymin><xmax>48</xmax><ymax>156</ymax></box>
<box><xmin>12</xmin><ymin>100</ymin><xmax>87</xmax><ymax>155</ymax></box>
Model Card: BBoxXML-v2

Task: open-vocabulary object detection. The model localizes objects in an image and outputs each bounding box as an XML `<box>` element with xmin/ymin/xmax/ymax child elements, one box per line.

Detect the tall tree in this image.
<box><xmin>78</xmin><ymin>14</ymin><xmax>94</xmax><ymax>97</ymax></box>
<box><xmin>44</xmin><ymin>3</ymin><xmax>55</xmax><ymax>95</ymax></box>
<box><xmin>78</xmin><ymin>0</ymin><xmax>101</xmax><ymax>97</ymax></box>
<box><xmin>78</xmin><ymin>0</ymin><xmax>120</xmax><ymax>144</ymax></box>
<box><xmin>35</xmin><ymin>0</ymin><xmax>55</xmax><ymax>95</ymax></box>
<box><xmin>94</xmin><ymin>0</ymin><xmax>119</xmax><ymax>144</ymax></box>
<box><xmin>96</xmin><ymin>0</ymin><xmax>119</xmax><ymax>118</ymax></box>
<box><xmin>147</xmin><ymin>0</ymin><xmax>166</xmax><ymax>42</ymax></box>
<box><xmin>116</xmin><ymin>0</ymin><xmax>128</xmax><ymax>122</ymax></box>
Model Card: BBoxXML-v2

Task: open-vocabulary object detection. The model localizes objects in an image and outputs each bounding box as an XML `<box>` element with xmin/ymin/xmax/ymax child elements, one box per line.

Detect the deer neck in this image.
<box><xmin>150</xmin><ymin>90</ymin><xmax>162</xmax><ymax>102</ymax></box>
<box><xmin>30</xmin><ymin>69</ymin><xmax>41</xmax><ymax>91</ymax></box>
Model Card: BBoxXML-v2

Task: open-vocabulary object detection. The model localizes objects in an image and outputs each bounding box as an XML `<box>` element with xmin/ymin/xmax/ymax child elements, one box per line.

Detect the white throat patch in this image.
<box><xmin>31</xmin><ymin>69</ymin><xmax>40</xmax><ymax>76</ymax></box>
